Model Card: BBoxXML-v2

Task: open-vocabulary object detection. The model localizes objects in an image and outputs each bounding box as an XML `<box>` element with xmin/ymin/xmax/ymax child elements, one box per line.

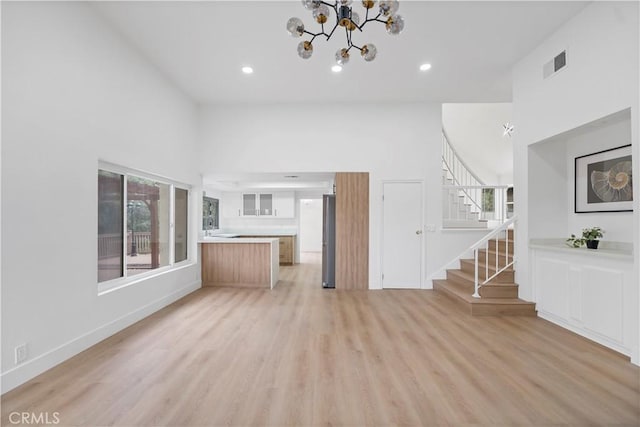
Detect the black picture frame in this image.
<box><xmin>574</xmin><ymin>144</ymin><xmax>633</xmax><ymax>213</ymax></box>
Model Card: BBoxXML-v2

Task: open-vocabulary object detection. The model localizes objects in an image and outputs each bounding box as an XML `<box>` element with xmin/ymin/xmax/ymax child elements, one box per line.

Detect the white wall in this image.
<box><xmin>1</xmin><ymin>2</ymin><xmax>201</xmax><ymax>392</ymax></box>
<box><xmin>198</xmin><ymin>103</ymin><xmax>485</xmax><ymax>288</ymax></box>
<box><xmin>442</xmin><ymin>103</ymin><xmax>514</xmax><ymax>184</ymax></box>
<box><xmin>299</xmin><ymin>199</ymin><xmax>323</xmax><ymax>252</ymax></box>
<box><xmin>566</xmin><ymin>113</ymin><xmax>633</xmax><ymax>242</ymax></box>
<box><xmin>528</xmin><ymin>139</ymin><xmax>568</xmax><ymax>240</ymax></box>
<box><xmin>512</xmin><ymin>1</ymin><xmax>639</xmax><ymax>363</ymax></box>
<box><xmin>528</xmin><ymin>112</ymin><xmax>633</xmax><ymax>242</ymax></box>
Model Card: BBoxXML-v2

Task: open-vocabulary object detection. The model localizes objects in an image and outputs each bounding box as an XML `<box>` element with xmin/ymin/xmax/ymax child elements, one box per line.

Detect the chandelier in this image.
<box><xmin>286</xmin><ymin>0</ymin><xmax>405</xmax><ymax>64</ymax></box>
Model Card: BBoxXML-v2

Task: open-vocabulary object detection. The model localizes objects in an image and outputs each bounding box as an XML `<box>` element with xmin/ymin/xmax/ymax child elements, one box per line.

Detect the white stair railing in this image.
<box><xmin>470</xmin><ymin>215</ymin><xmax>517</xmax><ymax>298</ymax></box>
<box><xmin>442</xmin><ymin>184</ymin><xmax>510</xmax><ymax>223</ymax></box>
<box><xmin>442</xmin><ymin>130</ymin><xmax>485</xmax><ymax>212</ymax></box>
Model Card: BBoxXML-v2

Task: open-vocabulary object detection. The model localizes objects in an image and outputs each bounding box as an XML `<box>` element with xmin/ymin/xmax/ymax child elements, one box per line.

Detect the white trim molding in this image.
<box><xmin>1</xmin><ymin>281</ymin><xmax>200</xmax><ymax>394</ymax></box>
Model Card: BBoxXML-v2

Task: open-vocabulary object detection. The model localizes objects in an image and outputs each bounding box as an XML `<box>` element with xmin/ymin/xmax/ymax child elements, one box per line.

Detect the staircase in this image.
<box><xmin>441</xmin><ymin>131</ymin><xmax>492</xmax><ymax>229</ymax></box>
<box><xmin>442</xmin><ymin>169</ymin><xmax>488</xmax><ymax>229</ymax></box>
<box><xmin>433</xmin><ymin>228</ymin><xmax>537</xmax><ymax>316</ymax></box>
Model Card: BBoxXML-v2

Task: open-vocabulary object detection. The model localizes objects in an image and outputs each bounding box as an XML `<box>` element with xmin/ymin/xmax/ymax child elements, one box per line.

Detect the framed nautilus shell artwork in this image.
<box><xmin>575</xmin><ymin>144</ymin><xmax>633</xmax><ymax>213</ymax></box>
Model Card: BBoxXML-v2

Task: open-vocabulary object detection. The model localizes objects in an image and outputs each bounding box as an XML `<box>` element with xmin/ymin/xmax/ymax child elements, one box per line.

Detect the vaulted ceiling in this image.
<box><xmin>95</xmin><ymin>1</ymin><xmax>588</xmax><ymax>105</ymax></box>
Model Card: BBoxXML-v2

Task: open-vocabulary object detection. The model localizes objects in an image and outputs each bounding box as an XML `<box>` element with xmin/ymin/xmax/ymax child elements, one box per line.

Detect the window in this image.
<box><xmin>98</xmin><ymin>170</ymin><xmax>124</xmax><ymax>283</ymax></box>
<box><xmin>482</xmin><ymin>188</ymin><xmax>495</xmax><ymax>219</ymax></box>
<box><xmin>175</xmin><ymin>188</ymin><xmax>189</xmax><ymax>263</ymax></box>
<box><xmin>98</xmin><ymin>164</ymin><xmax>190</xmax><ymax>289</ymax></box>
<box><xmin>127</xmin><ymin>176</ymin><xmax>170</xmax><ymax>277</ymax></box>
<box><xmin>202</xmin><ymin>196</ymin><xmax>219</xmax><ymax>231</ymax></box>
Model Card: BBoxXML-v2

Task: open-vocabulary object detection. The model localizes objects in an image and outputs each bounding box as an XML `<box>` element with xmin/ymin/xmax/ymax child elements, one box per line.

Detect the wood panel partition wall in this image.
<box><xmin>335</xmin><ymin>172</ymin><xmax>369</xmax><ymax>289</ymax></box>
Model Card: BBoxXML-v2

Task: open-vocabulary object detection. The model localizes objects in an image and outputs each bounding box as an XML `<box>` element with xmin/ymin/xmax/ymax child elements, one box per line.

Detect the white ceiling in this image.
<box><xmin>94</xmin><ymin>1</ymin><xmax>588</xmax><ymax>105</ymax></box>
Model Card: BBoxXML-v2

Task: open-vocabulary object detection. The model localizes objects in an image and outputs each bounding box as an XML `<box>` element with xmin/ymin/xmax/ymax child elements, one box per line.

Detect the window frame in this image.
<box><xmin>98</xmin><ymin>161</ymin><xmax>193</xmax><ymax>295</ymax></box>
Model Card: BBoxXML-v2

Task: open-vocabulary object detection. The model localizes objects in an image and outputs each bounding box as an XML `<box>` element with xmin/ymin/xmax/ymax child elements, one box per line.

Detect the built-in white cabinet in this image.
<box><xmin>273</xmin><ymin>192</ymin><xmax>295</xmax><ymax>218</ymax></box>
<box><xmin>530</xmin><ymin>242</ymin><xmax>636</xmax><ymax>360</ymax></box>
<box><xmin>222</xmin><ymin>192</ymin><xmax>242</xmax><ymax>218</ymax></box>
<box><xmin>222</xmin><ymin>191</ymin><xmax>295</xmax><ymax>218</ymax></box>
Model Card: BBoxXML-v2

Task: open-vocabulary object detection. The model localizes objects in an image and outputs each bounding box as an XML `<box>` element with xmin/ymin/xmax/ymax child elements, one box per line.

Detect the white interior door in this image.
<box><xmin>382</xmin><ymin>181</ymin><xmax>423</xmax><ymax>289</ymax></box>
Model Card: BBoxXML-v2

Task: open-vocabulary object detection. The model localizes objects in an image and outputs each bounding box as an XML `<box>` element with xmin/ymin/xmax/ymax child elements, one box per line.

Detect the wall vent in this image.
<box><xmin>543</xmin><ymin>50</ymin><xmax>567</xmax><ymax>79</ymax></box>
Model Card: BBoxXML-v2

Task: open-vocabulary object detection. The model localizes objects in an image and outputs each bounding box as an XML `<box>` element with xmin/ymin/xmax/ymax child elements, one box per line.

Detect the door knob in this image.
<box><xmin>416</xmin><ymin>230</ymin><xmax>423</xmax><ymax>235</ymax></box>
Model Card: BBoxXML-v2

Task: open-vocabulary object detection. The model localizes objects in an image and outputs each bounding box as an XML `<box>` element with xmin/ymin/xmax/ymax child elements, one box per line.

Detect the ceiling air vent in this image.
<box><xmin>543</xmin><ymin>50</ymin><xmax>567</xmax><ymax>79</ymax></box>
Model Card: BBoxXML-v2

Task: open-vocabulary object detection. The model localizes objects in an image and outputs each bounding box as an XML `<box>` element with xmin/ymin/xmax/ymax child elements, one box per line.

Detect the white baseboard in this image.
<box><xmin>1</xmin><ymin>280</ymin><xmax>201</xmax><ymax>394</ymax></box>
<box><xmin>537</xmin><ymin>310</ymin><xmax>632</xmax><ymax>362</ymax></box>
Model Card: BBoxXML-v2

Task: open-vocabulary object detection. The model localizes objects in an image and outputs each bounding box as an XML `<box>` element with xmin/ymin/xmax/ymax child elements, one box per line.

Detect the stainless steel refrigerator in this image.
<box><xmin>322</xmin><ymin>194</ymin><xmax>336</xmax><ymax>288</ymax></box>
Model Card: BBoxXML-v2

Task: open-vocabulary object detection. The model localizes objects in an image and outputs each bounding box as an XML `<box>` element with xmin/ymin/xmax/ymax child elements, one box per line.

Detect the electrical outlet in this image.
<box><xmin>15</xmin><ymin>343</ymin><xmax>27</xmax><ymax>365</ymax></box>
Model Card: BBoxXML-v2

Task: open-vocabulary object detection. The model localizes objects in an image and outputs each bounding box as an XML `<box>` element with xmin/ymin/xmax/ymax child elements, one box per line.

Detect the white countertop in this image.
<box><xmin>529</xmin><ymin>238</ymin><xmax>634</xmax><ymax>261</ymax></box>
<box><xmin>210</xmin><ymin>230</ymin><xmax>297</xmax><ymax>237</ymax></box>
<box><xmin>198</xmin><ymin>237</ymin><xmax>279</xmax><ymax>244</ymax></box>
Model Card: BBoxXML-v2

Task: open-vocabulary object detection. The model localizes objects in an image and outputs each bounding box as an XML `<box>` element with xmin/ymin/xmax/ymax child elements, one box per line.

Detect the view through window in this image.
<box><xmin>98</xmin><ymin>167</ymin><xmax>189</xmax><ymax>286</ymax></box>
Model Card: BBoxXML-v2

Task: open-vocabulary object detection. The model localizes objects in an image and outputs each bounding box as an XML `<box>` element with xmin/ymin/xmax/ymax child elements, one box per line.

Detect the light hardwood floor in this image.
<box><xmin>2</xmin><ymin>253</ymin><xmax>639</xmax><ymax>426</ymax></box>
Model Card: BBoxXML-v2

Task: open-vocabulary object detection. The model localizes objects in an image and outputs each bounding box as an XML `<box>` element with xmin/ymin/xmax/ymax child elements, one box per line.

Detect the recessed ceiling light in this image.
<box><xmin>331</xmin><ymin>65</ymin><xmax>342</xmax><ymax>73</ymax></box>
<box><xmin>242</xmin><ymin>66</ymin><xmax>254</xmax><ymax>74</ymax></box>
<box><xmin>419</xmin><ymin>63</ymin><xmax>432</xmax><ymax>71</ymax></box>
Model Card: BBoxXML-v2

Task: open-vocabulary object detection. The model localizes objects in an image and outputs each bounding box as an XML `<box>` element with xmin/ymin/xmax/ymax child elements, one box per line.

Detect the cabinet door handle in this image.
<box><xmin>238</xmin><ymin>209</ymin><xmax>241</xmax><ymax>216</ymax></box>
<box><xmin>275</xmin><ymin>209</ymin><xmax>277</xmax><ymax>216</ymax></box>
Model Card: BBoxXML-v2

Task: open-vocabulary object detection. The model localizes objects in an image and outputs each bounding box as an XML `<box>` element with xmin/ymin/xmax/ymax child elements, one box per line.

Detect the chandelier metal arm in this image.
<box><xmin>360</xmin><ymin>12</ymin><xmax>384</xmax><ymax>29</ymax></box>
<box><xmin>325</xmin><ymin>23</ymin><xmax>340</xmax><ymax>41</ymax></box>
<box><xmin>320</xmin><ymin>0</ymin><xmax>336</xmax><ymax>9</ymax></box>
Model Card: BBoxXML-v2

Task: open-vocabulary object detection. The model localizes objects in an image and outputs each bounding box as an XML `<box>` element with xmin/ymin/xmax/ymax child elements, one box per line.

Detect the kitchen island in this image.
<box><xmin>199</xmin><ymin>237</ymin><xmax>279</xmax><ymax>289</ymax></box>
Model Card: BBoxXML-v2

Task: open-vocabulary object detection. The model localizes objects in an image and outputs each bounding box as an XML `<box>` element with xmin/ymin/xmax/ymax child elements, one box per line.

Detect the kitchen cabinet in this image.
<box><xmin>273</xmin><ymin>192</ymin><xmax>295</xmax><ymax>218</ymax></box>
<box><xmin>223</xmin><ymin>191</ymin><xmax>294</xmax><ymax>218</ymax></box>
<box><xmin>278</xmin><ymin>235</ymin><xmax>295</xmax><ymax>265</ymax></box>
<box><xmin>242</xmin><ymin>234</ymin><xmax>296</xmax><ymax>265</ymax></box>
<box><xmin>222</xmin><ymin>192</ymin><xmax>242</xmax><ymax>218</ymax></box>
<box><xmin>200</xmin><ymin>238</ymin><xmax>279</xmax><ymax>289</ymax></box>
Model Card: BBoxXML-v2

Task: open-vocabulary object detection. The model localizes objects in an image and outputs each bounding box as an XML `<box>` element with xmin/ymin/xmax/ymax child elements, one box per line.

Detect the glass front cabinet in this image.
<box><xmin>224</xmin><ymin>192</ymin><xmax>294</xmax><ymax>218</ymax></box>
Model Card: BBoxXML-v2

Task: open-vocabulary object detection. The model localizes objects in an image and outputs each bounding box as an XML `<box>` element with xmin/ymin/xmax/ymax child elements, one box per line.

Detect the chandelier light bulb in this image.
<box><xmin>339</xmin><ymin>0</ymin><xmax>354</xmax><ymax>6</ymax></box>
<box><xmin>335</xmin><ymin>48</ymin><xmax>350</xmax><ymax>65</ymax></box>
<box><xmin>302</xmin><ymin>0</ymin><xmax>321</xmax><ymax>10</ymax></box>
<box><xmin>361</xmin><ymin>43</ymin><xmax>377</xmax><ymax>61</ymax></box>
<box><xmin>241</xmin><ymin>66</ymin><xmax>254</xmax><ymax>74</ymax></box>
<box><xmin>362</xmin><ymin>0</ymin><xmax>376</xmax><ymax>9</ymax></box>
<box><xmin>385</xmin><ymin>14</ymin><xmax>404</xmax><ymax>35</ymax></box>
<box><xmin>331</xmin><ymin>65</ymin><xmax>343</xmax><ymax>73</ymax></box>
<box><xmin>379</xmin><ymin>0</ymin><xmax>399</xmax><ymax>17</ymax></box>
<box><xmin>286</xmin><ymin>17</ymin><xmax>305</xmax><ymax>37</ymax></box>
<box><xmin>419</xmin><ymin>63</ymin><xmax>432</xmax><ymax>71</ymax></box>
<box><xmin>313</xmin><ymin>4</ymin><xmax>331</xmax><ymax>24</ymax></box>
<box><xmin>297</xmin><ymin>40</ymin><xmax>314</xmax><ymax>59</ymax></box>
<box><xmin>347</xmin><ymin>12</ymin><xmax>360</xmax><ymax>31</ymax></box>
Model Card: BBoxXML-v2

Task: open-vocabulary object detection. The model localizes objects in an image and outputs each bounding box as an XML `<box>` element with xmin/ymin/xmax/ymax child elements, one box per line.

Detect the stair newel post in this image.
<box><xmin>473</xmin><ymin>248</ymin><xmax>481</xmax><ymax>298</ymax></box>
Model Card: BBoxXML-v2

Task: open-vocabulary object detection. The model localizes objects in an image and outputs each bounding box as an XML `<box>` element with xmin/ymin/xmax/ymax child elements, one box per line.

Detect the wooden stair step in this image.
<box><xmin>488</xmin><ymin>239</ymin><xmax>515</xmax><ymax>254</ymax></box>
<box><xmin>477</xmin><ymin>249</ymin><xmax>513</xmax><ymax>267</ymax></box>
<box><xmin>433</xmin><ymin>279</ymin><xmax>536</xmax><ymax>316</ymax></box>
<box><xmin>444</xmin><ymin>268</ymin><xmax>519</xmax><ymax>298</ymax></box>
<box><xmin>447</xmin><ymin>266</ymin><xmax>513</xmax><ymax>284</ymax></box>
<box><xmin>460</xmin><ymin>258</ymin><xmax>514</xmax><ymax>273</ymax></box>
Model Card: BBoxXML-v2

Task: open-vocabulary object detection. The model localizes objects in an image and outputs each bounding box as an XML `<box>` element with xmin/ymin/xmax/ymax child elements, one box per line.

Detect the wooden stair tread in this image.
<box><xmin>434</xmin><ymin>279</ymin><xmax>532</xmax><ymax>305</ymax></box>
<box><xmin>447</xmin><ymin>269</ymin><xmax>516</xmax><ymax>285</ymax></box>
<box><xmin>478</xmin><ymin>248</ymin><xmax>513</xmax><ymax>257</ymax></box>
<box><xmin>460</xmin><ymin>259</ymin><xmax>514</xmax><ymax>271</ymax></box>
